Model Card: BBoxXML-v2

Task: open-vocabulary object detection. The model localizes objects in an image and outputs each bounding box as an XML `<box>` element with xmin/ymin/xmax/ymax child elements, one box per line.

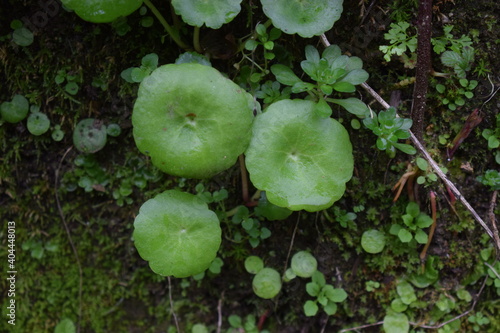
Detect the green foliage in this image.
<box><xmin>383</xmin><ymin>310</ymin><xmax>409</xmax><ymax>333</ymax></box>
<box><xmin>469</xmin><ymin>312</ymin><xmax>491</xmax><ymax>332</ymax></box>
<box><xmin>245</xmin><ymin>23</ymin><xmax>281</xmax><ymax>61</ymax></box>
<box><xmin>390</xmin><ymin>202</ymin><xmax>433</xmax><ymax>244</ymax></box>
<box><xmin>121</xmin><ymin>53</ymin><xmax>159</xmax><ymax>83</ymax></box>
<box><xmin>291</xmin><ymin>251</ymin><xmax>317</xmax><ymax>278</ymax></box>
<box><xmin>435</xmin><ymin>78</ymin><xmax>478</xmax><ymax>111</ymax></box>
<box><xmin>22</xmin><ymin>238</ymin><xmax>59</xmax><ymax>259</ymax></box>
<box><xmin>252</xmin><ymin>267</ymin><xmax>282</xmax><ymax>299</ymax></box>
<box><xmin>60</xmin><ymin>0</ymin><xmax>143</xmax><ymax>23</ymax></box>
<box><xmin>227</xmin><ymin>314</ymin><xmax>269</xmax><ymax>333</ymax></box>
<box><xmin>379</xmin><ymin>21</ymin><xmax>417</xmax><ymax>62</ymax></box>
<box><xmin>482</xmin><ymin>113</ymin><xmax>500</xmax><ymax>164</ymax></box>
<box><xmin>440</xmin><ymin>46</ymin><xmax>475</xmax><ymax>79</ymax></box>
<box><xmin>54</xmin><ymin>318</ymin><xmax>76</xmax><ymax>333</ymax></box>
<box><xmin>171</xmin><ymin>0</ymin><xmax>242</xmax><ymax>29</ymax></box>
<box><xmin>477</xmin><ymin>170</ymin><xmax>500</xmax><ymax>191</ymax></box>
<box><xmin>72</xmin><ymin>118</ymin><xmax>108</xmax><ymax>153</ymax></box>
<box><xmin>361</xmin><ymin>229</ymin><xmax>386</xmax><ymax>254</ymax></box>
<box><xmin>231</xmin><ymin>206</ymin><xmax>271</xmax><ymax>248</ymax></box>
<box><xmin>55</xmin><ymin>68</ymin><xmax>82</xmax><ymax>96</ymax></box>
<box><xmin>304</xmin><ymin>270</ymin><xmax>347</xmax><ymax>316</ymax></box>
<box><xmin>271</xmin><ymin>44</ymin><xmax>369</xmax><ymax>117</ymax></box>
<box><xmin>10</xmin><ymin>19</ymin><xmax>34</xmax><ymax>46</ymax></box>
<box><xmin>133</xmin><ymin>190</ymin><xmax>222</xmax><ymax>278</ymax></box>
<box><xmin>260</xmin><ymin>0</ymin><xmax>343</xmax><ymax>38</ymax></box>
<box><xmin>27</xmin><ymin>109</ymin><xmax>51</xmax><ymax>136</ymax></box>
<box><xmin>363</xmin><ymin>107</ymin><xmax>416</xmax><ymax>158</ymax></box>
<box><xmin>0</xmin><ymin>94</ymin><xmax>29</xmax><ymax>123</ymax></box>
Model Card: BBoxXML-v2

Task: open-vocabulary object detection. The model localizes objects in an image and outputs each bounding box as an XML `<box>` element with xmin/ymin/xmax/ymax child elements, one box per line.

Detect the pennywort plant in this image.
<box><xmin>390</xmin><ymin>202</ymin><xmax>433</xmax><ymax>244</ymax></box>
<box><xmin>363</xmin><ymin>107</ymin><xmax>416</xmax><ymax>158</ymax></box>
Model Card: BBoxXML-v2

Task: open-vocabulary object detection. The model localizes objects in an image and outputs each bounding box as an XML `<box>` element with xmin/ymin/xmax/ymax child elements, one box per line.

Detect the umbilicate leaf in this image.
<box><xmin>171</xmin><ymin>0</ymin><xmax>242</xmax><ymax>29</ymax></box>
<box><xmin>132</xmin><ymin>63</ymin><xmax>254</xmax><ymax>179</ymax></box>
<box><xmin>27</xmin><ymin>112</ymin><xmax>50</xmax><ymax>136</ymax></box>
<box><xmin>252</xmin><ymin>267</ymin><xmax>282</xmax><ymax>299</ymax></box>
<box><xmin>245</xmin><ymin>99</ymin><xmax>353</xmax><ymax>212</ymax></box>
<box><xmin>133</xmin><ymin>190</ymin><xmax>222</xmax><ymax>278</ymax></box>
<box><xmin>361</xmin><ymin>229</ymin><xmax>386</xmax><ymax>254</ymax></box>
<box><xmin>61</xmin><ymin>0</ymin><xmax>143</xmax><ymax>23</ymax></box>
<box><xmin>261</xmin><ymin>0</ymin><xmax>343</xmax><ymax>38</ymax></box>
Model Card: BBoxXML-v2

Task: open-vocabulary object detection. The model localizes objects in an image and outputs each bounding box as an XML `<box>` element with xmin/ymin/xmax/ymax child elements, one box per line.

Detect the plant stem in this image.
<box><xmin>420</xmin><ymin>191</ymin><xmax>437</xmax><ymax>261</ymax></box>
<box><xmin>193</xmin><ymin>26</ymin><xmax>202</xmax><ymax>54</ymax></box>
<box><xmin>410</xmin><ymin>0</ymin><xmax>433</xmax><ymax>142</ymax></box>
<box><xmin>142</xmin><ymin>0</ymin><xmax>190</xmax><ymax>50</ymax></box>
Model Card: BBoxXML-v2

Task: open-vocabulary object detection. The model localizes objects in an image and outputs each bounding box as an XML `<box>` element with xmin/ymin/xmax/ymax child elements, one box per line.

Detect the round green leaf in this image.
<box><xmin>383</xmin><ymin>311</ymin><xmax>409</xmax><ymax>333</ymax></box>
<box><xmin>304</xmin><ymin>300</ymin><xmax>319</xmax><ymax>316</ymax></box>
<box><xmin>106</xmin><ymin>123</ymin><xmax>121</xmax><ymax>137</ymax></box>
<box><xmin>244</xmin><ymin>256</ymin><xmax>264</xmax><ymax>274</ymax></box>
<box><xmin>171</xmin><ymin>0</ymin><xmax>242</xmax><ymax>29</ymax></box>
<box><xmin>133</xmin><ymin>190</ymin><xmax>221</xmax><ymax>278</ymax></box>
<box><xmin>361</xmin><ymin>229</ymin><xmax>386</xmax><ymax>254</ymax></box>
<box><xmin>132</xmin><ymin>63</ymin><xmax>254</xmax><ymax>179</ymax></box>
<box><xmin>0</xmin><ymin>94</ymin><xmax>29</xmax><ymax>123</ymax></box>
<box><xmin>261</xmin><ymin>0</ymin><xmax>343</xmax><ymax>38</ymax></box>
<box><xmin>27</xmin><ymin>112</ymin><xmax>50</xmax><ymax>136</ymax></box>
<box><xmin>245</xmin><ymin>99</ymin><xmax>353</xmax><ymax>212</ymax></box>
<box><xmin>73</xmin><ymin>118</ymin><xmax>107</xmax><ymax>153</ymax></box>
<box><xmin>60</xmin><ymin>0</ymin><xmax>143</xmax><ymax>23</ymax></box>
<box><xmin>291</xmin><ymin>251</ymin><xmax>317</xmax><ymax>278</ymax></box>
<box><xmin>252</xmin><ymin>267</ymin><xmax>282</xmax><ymax>299</ymax></box>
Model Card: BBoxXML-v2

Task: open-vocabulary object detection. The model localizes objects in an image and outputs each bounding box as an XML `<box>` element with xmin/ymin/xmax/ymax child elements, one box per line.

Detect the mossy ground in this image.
<box><xmin>1</xmin><ymin>0</ymin><xmax>499</xmax><ymax>332</ymax></box>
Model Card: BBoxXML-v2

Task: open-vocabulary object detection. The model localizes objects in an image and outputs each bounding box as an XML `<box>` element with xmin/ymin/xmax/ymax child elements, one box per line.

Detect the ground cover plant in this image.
<box><xmin>1</xmin><ymin>0</ymin><xmax>499</xmax><ymax>332</ymax></box>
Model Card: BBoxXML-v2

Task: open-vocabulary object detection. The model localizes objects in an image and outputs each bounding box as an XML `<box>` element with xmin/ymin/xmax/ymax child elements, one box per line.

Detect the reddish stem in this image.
<box><xmin>447</xmin><ymin>108</ymin><xmax>483</xmax><ymax>160</ymax></box>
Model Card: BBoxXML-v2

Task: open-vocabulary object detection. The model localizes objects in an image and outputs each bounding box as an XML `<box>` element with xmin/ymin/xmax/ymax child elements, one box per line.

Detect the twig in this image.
<box><xmin>489</xmin><ymin>190</ymin><xmax>499</xmax><ymax>258</ymax></box>
<box><xmin>319</xmin><ymin>34</ymin><xmax>499</xmax><ymax>251</ymax></box>
<box><xmin>168</xmin><ymin>276</ymin><xmax>181</xmax><ymax>332</ymax></box>
<box><xmin>338</xmin><ymin>321</ymin><xmax>384</xmax><ymax>332</ymax></box>
<box><xmin>216</xmin><ymin>291</ymin><xmax>224</xmax><ymax>333</ymax></box>
<box><xmin>55</xmin><ymin>146</ymin><xmax>83</xmax><ymax>333</ymax></box>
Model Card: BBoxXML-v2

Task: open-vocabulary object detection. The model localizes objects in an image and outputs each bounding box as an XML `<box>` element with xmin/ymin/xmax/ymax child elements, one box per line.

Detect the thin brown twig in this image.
<box><xmin>489</xmin><ymin>190</ymin><xmax>499</xmax><ymax>258</ymax></box>
<box><xmin>216</xmin><ymin>291</ymin><xmax>224</xmax><ymax>333</ymax></box>
<box><xmin>55</xmin><ymin>146</ymin><xmax>83</xmax><ymax>333</ymax></box>
<box><xmin>168</xmin><ymin>276</ymin><xmax>181</xmax><ymax>332</ymax></box>
<box><xmin>319</xmin><ymin>35</ymin><xmax>498</xmax><ymax>251</ymax></box>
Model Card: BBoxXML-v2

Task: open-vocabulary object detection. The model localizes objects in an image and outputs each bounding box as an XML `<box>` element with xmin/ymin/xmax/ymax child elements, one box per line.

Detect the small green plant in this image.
<box><xmin>379</xmin><ymin>21</ymin><xmax>417</xmax><ymax>62</ymax></box>
<box><xmin>72</xmin><ymin>118</ymin><xmax>108</xmax><ymax>153</ymax></box>
<box><xmin>227</xmin><ymin>314</ymin><xmax>269</xmax><ymax>333</ymax></box>
<box><xmin>26</xmin><ymin>106</ymin><xmax>50</xmax><ymax>136</ymax></box>
<box><xmin>251</xmin><ymin>267</ymin><xmax>282</xmax><ymax>299</ymax></box>
<box><xmin>390</xmin><ymin>201</ymin><xmax>433</xmax><ymax>244</ymax></box>
<box><xmin>477</xmin><ymin>170</ymin><xmax>500</xmax><ymax>191</ymax></box>
<box><xmin>482</xmin><ymin>113</ymin><xmax>500</xmax><ymax>164</ymax></box>
<box><xmin>55</xmin><ymin>68</ymin><xmax>82</xmax><ymax>95</ymax></box>
<box><xmin>365</xmin><ymin>280</ymin><xmax>380</xmax><ymax>292</ymax></box>
<box><xmin>415</xmin><ymin>157</ymin><xmax>448</xmax><ymax>186</ymax></box>
<box><xmin>362</xmin><ymin>107</ymin><xmax>416</xmax><ymax>158</ymax></box>
<box><xmin>435</xmin><ymin>78</ymin><xmax>478</xmax><ymax>111</ymax></box>
<box><xmin>0</xmin><ymin>94</ymin><xmax>29</xmax><ymax>123</ymax></box>
<box><xmin>60</xmin><ymin>0</ymin><xmax>142</xmax><ymax>23</ymax></box>
<box><xmin>120</xmin><ymin>53</ymin><xmax>159</xmax><ymax>83</ymax></box>
<box><xmin>22</xmin><ymin>238</ymin><xmax>59</xmax><ymax>259</ymax></box>
<box><xmin>440</xmin><ymin>46</ymin><xmax>475</xmax><ymax>79</ymax></box>
<box><xmin>468</xmin><ymin>311</ymin><xmax>491</xmax><ymax>332</ymax></box>
<box><xmin>304</xmin><ymin>270</ymin><xmax>348</xmax><ymax>316</ymax></box>
<box><xmin>245</xmin><ymin>23</ymin><xmax>282</xmax><ymax>62</ymax></box>
<box><xmin>231</xmin><ymin>206</ymin><xmax>271</xmax><ymax>248</ymax></box>
<box><xmin>10</xmin><ymin>19</ymin><xmax>34</xmax><ymax>46</ymax></box>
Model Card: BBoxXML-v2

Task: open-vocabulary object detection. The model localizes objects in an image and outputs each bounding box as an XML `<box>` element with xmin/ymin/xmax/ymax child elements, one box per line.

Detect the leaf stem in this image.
<box><xmin>143</xmin><ymin>0</ymin><xmax>190</xmax><ymax>50</ymax></box>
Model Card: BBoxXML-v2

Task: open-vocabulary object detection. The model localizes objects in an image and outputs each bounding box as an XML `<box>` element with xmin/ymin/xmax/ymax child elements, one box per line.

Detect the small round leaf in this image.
<box><xmin>245</xmin><ymin>99</ymin><xmax>353</xmax><ymax>212</ymax></box>
<box><xmin>27</xmin><ymin>112</ymin><xmax>50</xmax><ymax>136</ymax></box>
<box><xmin>261</xmin><ymin>0</ymin><xmax>343</xmax><ymax>38</ymax></box>
<box><xmin>0</xmin><ymin>95</ymin><xmax>29</xmax><ymax>123</ymax></box>
<box><xmin>291</xmin><ymin>251</ymin><xmax>317</xmax><ymax>278</ymax></box>
<box><xmin>106</xmin><ymin>123</ymin><xmax>121</xmax><ymax>137</ymax></box>
<box><xmin>252</xmin><ymin>267</ymin><xmax>282</xmax><ymax>299</ymax></box>
<box><xmin>133</xmin><ymin>190</ymin><xmax>222</xmax><ymax>278</ymax></box>
<box><xmin>60</xmin><ymin>0</ymin><xmax>143</xmax><ymax>23</ymax></box>
<box><xmin>244</xmin><ymin>256</ymin><xmax>264</xmax><ymax>274</ymax></box>
<box><xmin>73</xmin><ymin>118</ymin><xmax>107</xmax><ymax>153</ymax></box>
<box><xmin>132</xmin><ymin>63</ymin><xmax>254</xmax><ymax>179</ymax></box>
<box><xmin>361</xmin><ymin>229</ymin><xmax>386</xmax><ymax>254</ymax></box>
<box><xmin>171</xmin><ymin>0</ymin><xmax>242</xmax><ymax>29</ymax></box>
